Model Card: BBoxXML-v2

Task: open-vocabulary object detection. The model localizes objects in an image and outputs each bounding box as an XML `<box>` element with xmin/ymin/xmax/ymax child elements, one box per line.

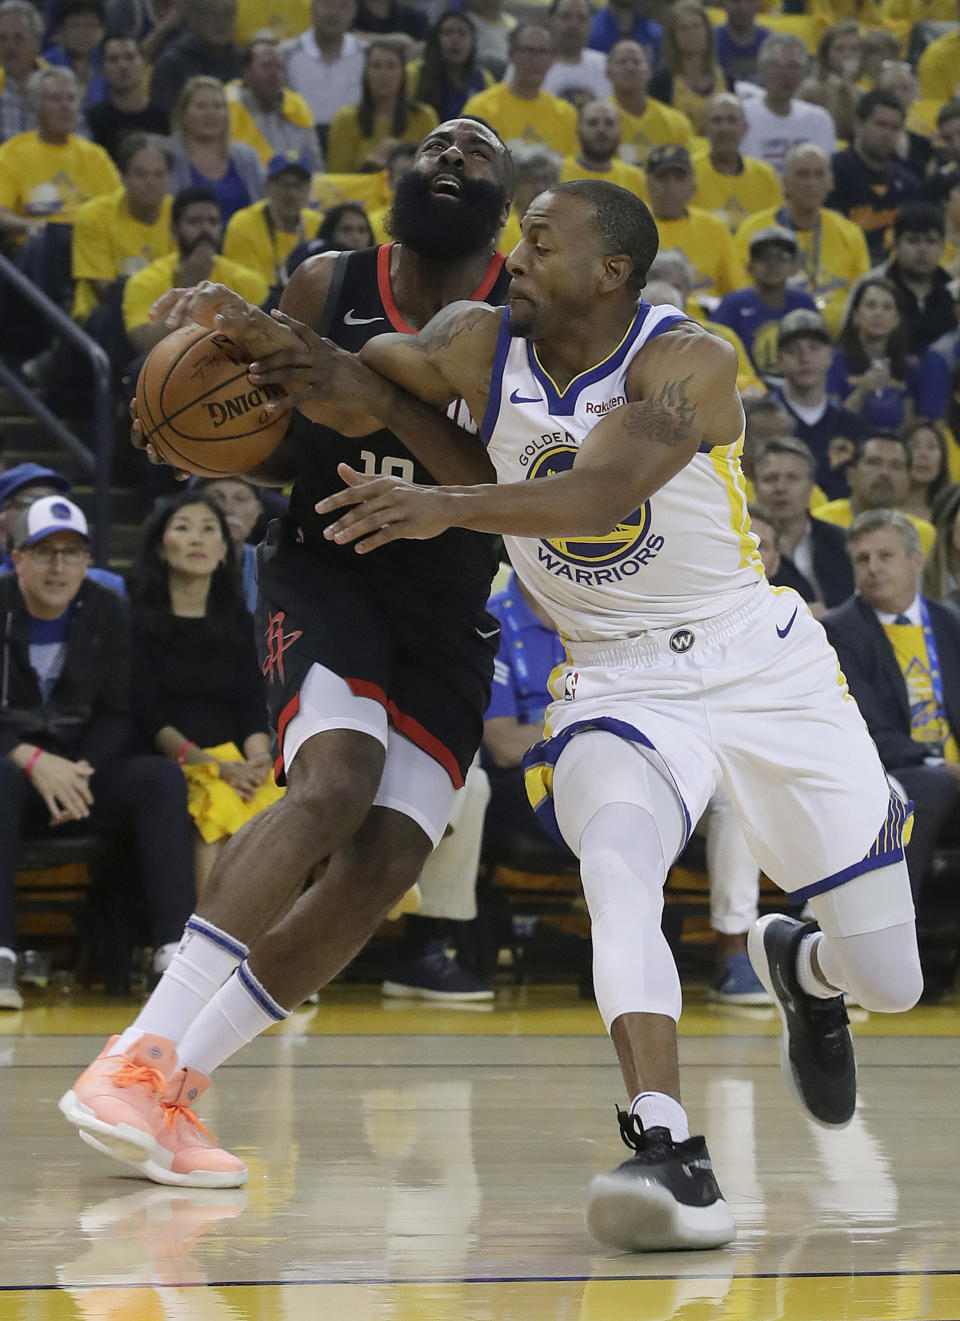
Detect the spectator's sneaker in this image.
<box><xmin>80</xmin><ymin>1066</ymin><xmax>248</xmax><ymax>1189</ymax></box>
<box><xmin>708</xmin><ymin>952</ymin><xmax>772</xmax><ymax>1006</ymax></box>
<box><xmin>586</xmin><ymin>1110</ymin><xmax>736</xmax><ymax>1252</ymax></box>
<box><xmin>748</xmin><ymin>914</ymin><xmax>856</xmax><ymax>1128</ymax></box>
<box><xmin>59</xmin><ymin>1035</ymin><xmax>176</xmax><ymax>1162</ymax></box>
<box><xmin>0</xmin><ymin>955</ymin><xmax>23</xmax><ymax>1011</ymax></box>
<box><xmin>382</xmin><ymin>943</ymin><xmax>494</xmax><ymax>1002</ymax></box>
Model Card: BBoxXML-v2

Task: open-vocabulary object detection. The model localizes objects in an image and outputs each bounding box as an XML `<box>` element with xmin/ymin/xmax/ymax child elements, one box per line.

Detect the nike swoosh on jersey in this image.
<box><xmin>343</xmin><ymin>309</ymin><xmax>385</xmax><ymax>325</ymax></box>
<box><xmin>776</xmin><ymin>607</ymin><xmax>798</xmax><ymax>638</ymax></box>
<box><xmin>509</xmin><ymin>388</ymin><xmax>541</xmax><ymax>404</ymax></box>
<box><xmin>475</xmin><ymin>625</ymin><xmax>501</xmax><ymax>639</ymax></box>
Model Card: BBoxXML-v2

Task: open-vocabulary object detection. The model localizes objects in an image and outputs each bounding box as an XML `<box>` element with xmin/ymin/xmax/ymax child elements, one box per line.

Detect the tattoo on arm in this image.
<box><xmin>622</xmin><ymin>375</ymin><xmax>696</xmax><ymax>447</ymax></box>
<box><xmin>415</xmin><ymin>305</ymin><xmax>492</xmax><ymax>355</ymax></box>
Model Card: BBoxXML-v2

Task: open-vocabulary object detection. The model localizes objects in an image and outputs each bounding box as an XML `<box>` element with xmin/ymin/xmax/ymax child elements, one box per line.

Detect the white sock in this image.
<box><xmin>630</xmin><ymin>1090</ymin><xmax>690</xmax><ymax>1143</ymax></box>
<box><xmin>109</xmin><ymin>916</ymin><xmax>249</xmax><ymax>1057</ymax></box>
<box><xmin>175</xmin><ymin>960</ymin><xmax>290</xmax><ymax>1077</ymax></box>
<box><xmin>795</xmin><ymin>931</ymin><xmax>841</xmax><ymax>999</ymax></box>
<box><xmin>0</xmin><ymin>947</ymin><xmax>15</xmax><ymax>963</ymax></box>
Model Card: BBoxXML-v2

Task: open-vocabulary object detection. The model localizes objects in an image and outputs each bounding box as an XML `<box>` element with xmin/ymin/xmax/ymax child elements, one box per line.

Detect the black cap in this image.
<box><xmin>646</xmin><ymin>144</ymin><xmax>692</xmax><ymax>177</ymax></box>
<box><xmin>777</xmin><ymin>308</ymin><xmax>831</xmax><ymax>347</ymax></box>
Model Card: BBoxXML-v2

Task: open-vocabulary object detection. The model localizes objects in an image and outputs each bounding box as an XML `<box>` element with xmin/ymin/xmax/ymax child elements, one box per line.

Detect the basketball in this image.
<box><xmin>135</xmin><ymin>324</ymin><xmax>291</xmax><ymax>477</ymax></box>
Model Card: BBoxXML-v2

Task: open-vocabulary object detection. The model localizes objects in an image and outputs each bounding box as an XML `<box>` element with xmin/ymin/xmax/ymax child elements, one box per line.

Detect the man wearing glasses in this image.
<box><xmin>0</xmin><ymin>496</ymin><xmax>195</xmax><ymax>1010</ymax></box>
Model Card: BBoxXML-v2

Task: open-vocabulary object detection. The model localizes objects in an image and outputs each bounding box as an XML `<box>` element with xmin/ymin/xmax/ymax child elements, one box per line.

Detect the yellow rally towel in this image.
<box><xmin>183</xmin><ymin>743</ymin><xmax>285</xmax><ymax>843</ymax></box>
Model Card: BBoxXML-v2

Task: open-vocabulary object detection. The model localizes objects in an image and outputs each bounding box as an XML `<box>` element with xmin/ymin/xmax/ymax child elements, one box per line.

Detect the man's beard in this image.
<box><xmin>388</xmin><ymin>170</ymin><xmax>507</xmax><ymax>260</ymax></box>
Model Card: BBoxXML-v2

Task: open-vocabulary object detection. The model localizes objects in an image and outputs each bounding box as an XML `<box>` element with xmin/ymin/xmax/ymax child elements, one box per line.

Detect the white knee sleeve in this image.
<box><xmin>815</xmin><ymin>921</ymin><xmax>923</xmax><ymax>1014</ymax></box>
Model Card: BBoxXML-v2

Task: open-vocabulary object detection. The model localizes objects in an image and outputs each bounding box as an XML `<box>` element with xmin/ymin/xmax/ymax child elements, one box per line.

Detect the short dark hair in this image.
<box><xmin>172</xmin><ymin>185</ymin><xmax>219</xmax><ymax>227</ymax></box>
<box><xmin>856</xmin><ymin>88</ymin><xmax>904</xmax><ymax>123</ymax></box>
<box><xmin>57</xmin><ymin>0</ymin><xmax>105</xmax><ymax>21</ymax></box>
<box><xmin>117</xmin><ymin>130</ymin><xmax>171</xmax><ymax>173</ymax></box>
<box><xmin>241</xmin><ymin>34</ymin><xmax>279</xmax><ymax>67</ymax></box>
<box><xmin>850</xmin><ymin>431</ymin><xmax>906</xmax><ymax>465</ymax></box>
<box><xmin>937</xmin><ymin>99</ymin><xmax>960</xmax><ymax>130</ymax></box>
<box><xmin>548</xmin><ymin>179</ymin><xmax>659</xmax><ymax>292</ymax></box>
<box><xmin>893</xmin><ymin>200</ymin><xmax>945</xmax><ymax>240</ymax></box>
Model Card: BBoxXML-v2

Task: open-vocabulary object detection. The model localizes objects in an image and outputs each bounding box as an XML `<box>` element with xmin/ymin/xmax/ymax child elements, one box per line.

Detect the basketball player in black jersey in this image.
<box><xmin>60</xmin><ymin>120</ymin><xmax>517</xmax><ymax>1185</ymax></box>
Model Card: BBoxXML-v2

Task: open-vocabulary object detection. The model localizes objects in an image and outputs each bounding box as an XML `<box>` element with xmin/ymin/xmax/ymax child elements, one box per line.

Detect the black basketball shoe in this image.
<box><xmin>748</xmin><ymin>914</ymin><xmax>856</xmax><ymax>1128</ymax></box>
<box><xmin>585</xmin><ymin>1109</ymin><xmax>736</xmax><ymax>1252</ymax></box>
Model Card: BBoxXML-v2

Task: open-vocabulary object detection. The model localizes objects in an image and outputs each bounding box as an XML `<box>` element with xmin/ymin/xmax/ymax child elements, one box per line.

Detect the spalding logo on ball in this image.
<box><xmin>136</xmin><ymin>324</ymin><xmax>292</xmax><ymax>477</ymax></box>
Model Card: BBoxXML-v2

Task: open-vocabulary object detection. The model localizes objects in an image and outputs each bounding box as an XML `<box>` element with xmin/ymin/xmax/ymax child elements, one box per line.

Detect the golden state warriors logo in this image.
<box><xmin>529</xmin><ymin>446</ymin><xmax>651</xmax><ymax>564</ymax></box>
<box><xmin>527</xmin><ymin>445</ymin><xmax>663</xmax><ymax>583</ymax></box>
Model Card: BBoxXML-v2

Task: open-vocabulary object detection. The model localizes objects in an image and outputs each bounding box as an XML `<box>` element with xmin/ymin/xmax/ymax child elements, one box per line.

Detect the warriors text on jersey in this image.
<box><xmin>479</xmin><ymin>300</ymin><xmax>764</xmax><ymax>642</ymax></box>
<box><xmin>287</xmin><ymin>241</ymin><xmax>511</xmax><ymax>606</ymax></box>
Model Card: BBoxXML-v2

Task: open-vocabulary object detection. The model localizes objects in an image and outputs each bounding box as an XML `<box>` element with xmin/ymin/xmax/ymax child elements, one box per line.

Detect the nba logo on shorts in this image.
<box><xmin>564</xmin><ymin>670</ymin><xmax>579</xmax><ymax>701</ymax></box>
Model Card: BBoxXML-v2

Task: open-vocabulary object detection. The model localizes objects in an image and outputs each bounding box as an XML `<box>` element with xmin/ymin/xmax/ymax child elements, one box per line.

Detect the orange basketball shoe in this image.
<box><xmin>59</xmin><ymin>1034</ymin><xmax>176</xmax><ymax>1163</ymax></box>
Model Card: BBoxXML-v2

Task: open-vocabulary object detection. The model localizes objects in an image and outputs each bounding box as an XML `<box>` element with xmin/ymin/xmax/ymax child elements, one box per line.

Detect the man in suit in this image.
<box><xmin>823</xmin><ymin>508</ymin><xmax>960</xmax><ymax>910</ymax></box>
<box><xmin>753</xmin><ymin>435</ymin><xmax>855</xmax><ymax>617</ymax></box>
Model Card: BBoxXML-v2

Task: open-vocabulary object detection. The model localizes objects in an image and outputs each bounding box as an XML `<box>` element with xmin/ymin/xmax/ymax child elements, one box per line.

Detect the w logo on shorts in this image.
<box><xmin>261</xmin><ymin>611</ymin><xmax>302</xmax><ymax>682</ymax></box>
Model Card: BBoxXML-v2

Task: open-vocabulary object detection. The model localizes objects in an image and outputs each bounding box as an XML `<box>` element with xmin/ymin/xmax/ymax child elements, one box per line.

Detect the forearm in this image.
<box><xmin>0</xmin><ymin>207</ymin><xmax>32</xmax><ymax>238</ymax></box>
<box><xmin>432</xmin><ymin>467</ymin><xmax>634</xmax><ymax>538</ymax></box>
<box><xmin>242</xmin><ymin>732</ymin><xmax>271</xmax><ymax>759</ymax></box>
<box><xmin>155</xmin><ymin>724</ymin><xmax>217</xmax><ymax>765</ymax></box>
<box><xmin>483</xmin><ymin>720</ymin><xmax>541</xmax><ymax>768</ymax></box>
<box><xmin>359</xmin><ymin>369</ymin><xmax>495</xmax><ymax>485</ymax></box>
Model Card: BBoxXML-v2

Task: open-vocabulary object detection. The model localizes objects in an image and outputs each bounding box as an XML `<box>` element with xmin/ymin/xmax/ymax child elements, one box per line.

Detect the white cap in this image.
<box><xmin>13</xmin><ymin>494</ymin><xmax>89</xmax><ymax>548</ymax></box>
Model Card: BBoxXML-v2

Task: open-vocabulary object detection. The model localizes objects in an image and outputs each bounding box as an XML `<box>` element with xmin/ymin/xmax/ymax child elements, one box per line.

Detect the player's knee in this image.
<box><xmin>286</xmin><ymin>747</ymin><xmax>381</xmax><ymax>838</ymax></box>
<box><xmin>835</xmin><ymin>943</ymin><xmax>923</xmax><ymax>1014</ymax></box>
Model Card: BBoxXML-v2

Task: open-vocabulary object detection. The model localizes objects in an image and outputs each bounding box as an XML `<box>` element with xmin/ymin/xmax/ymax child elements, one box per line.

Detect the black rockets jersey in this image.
<box><xmin>286</xmin><ymin>242</ymin><xmax>511</xmax><ymax>603</ymax></box>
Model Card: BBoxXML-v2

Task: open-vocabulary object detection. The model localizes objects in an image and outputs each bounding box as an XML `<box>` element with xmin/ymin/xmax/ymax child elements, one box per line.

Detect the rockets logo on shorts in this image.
<box><xmin>526</xmin><ymin>444</ymin><xmax>664</xmax><ymax>586</ymax></box>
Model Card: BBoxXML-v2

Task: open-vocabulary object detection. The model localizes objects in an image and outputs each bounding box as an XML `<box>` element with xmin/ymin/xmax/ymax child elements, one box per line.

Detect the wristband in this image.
<box><xmin>175</xmin><ymin>740</ymin><xmax>194</xmax><ymax>766</ymax></box>
<box><xmin>23</xmin><ymin>748</ymin><xmax>43</xmax><ymax>777</ymax></box>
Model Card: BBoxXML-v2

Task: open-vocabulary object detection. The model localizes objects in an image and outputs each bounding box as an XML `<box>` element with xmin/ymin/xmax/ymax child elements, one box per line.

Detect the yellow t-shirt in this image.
<box><xmin>607</xmin><ymin>96</ymin><xmax>693</xmax><ymax>169</ymax></box>
<box><xmin>368</xmin><ymin>204</ymin><xmax>391</xmax><ymax>244</ymax></box>
<box><xmin>882</xmin><ymin>621</ymin><xmax>959</xmax><ymax>762</ymax></box>
<box><xmin>223</xmin><ymin>200</ymin><xmax>323</xmax><ymax>286</ymax></box>
<box><xmin>499</xmin><ymin>207</ymin><xmax>522</xmax><ymax>255</ymax></box>
<box><xmin>809</xmin><ymin>0</ymin><xmax>883</xmax><ymax>24</ymax></box>
<box><xmin>916</xmin><ymin>30</ymin><xmax>960</xmax><ymax>103</ymax></box>
<box><xmin>692</xmin><ymin>150</ymin><xmax>783</xmax><ymax>234</ymax></box>
<box><xmin>656</xmin><ymin>206</ymin><xmax>749</xmax><ymax>298</ymax></box>
<box><xmin>310</xmin><ymin>171</ymin><xmax>391</xmax><ymax>211</ymax></box>
<box><xmin>326</xmin><ymin>103</ymin><xmax>439</xmax><ymax>174</ymax></box>
<box><xmin>559</xmin><ymin>155</ymin><xmax>647</xmax><ymax>196</ymax></box>
<box><xmin>883</xmin><ymin>0</ymin><xmax>957</xmax><ymax>26</ymax></box>
<box><xmin>71</xmin><ymin>189</ymin><xmax>174</xmax><ymax>322</ymax></box>
<box><xmin>123</xmin><ymin>252</ymin><xmax>269</xmax><ymax>331</ymax></box>
<box><xmin>235</xmin><ymin>0</ymin><xmax>310</xmax><ymax>44</ymax></box>
<box><xmin>0</xmin><ymin>131</ymin><xmax>120</xmax><ymax>223</ymax></box>
<box><xmin>734</xmin><ymin>206</ymin><xmax>870</xmax><ymax>335</ymax></box>
<box><xmin>813</xmin><ymin>501</ymin><xmax>936</xmax><ymax>556</ymax></box>
<box><xmin>461</xmin><ymin>83</ymin><xmax>578</xmax><ymax>156</ymax></box>
<box><xmin>225</xmin><ymin>83</ymin><xmax>316</xmax><ymax>167</ymax></box>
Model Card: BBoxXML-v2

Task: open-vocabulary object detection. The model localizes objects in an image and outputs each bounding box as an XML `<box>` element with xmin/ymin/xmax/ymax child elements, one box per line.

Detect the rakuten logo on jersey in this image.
<box><xmin>584</xmin><ymin>395</ymin><xmax>626</xmax><ymax>417</ymax></box>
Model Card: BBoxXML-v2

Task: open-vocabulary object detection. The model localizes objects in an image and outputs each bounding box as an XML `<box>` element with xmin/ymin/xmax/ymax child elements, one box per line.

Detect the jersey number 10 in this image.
<box><xmin>359</xmin><ymin>450</ymin><xmax>415</xmax><ymax>483</ymax></box>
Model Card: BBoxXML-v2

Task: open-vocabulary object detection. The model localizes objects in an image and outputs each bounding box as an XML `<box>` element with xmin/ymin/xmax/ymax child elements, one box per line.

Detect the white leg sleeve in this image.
<box><xmin>703</xmin><ymin>786</ymin><xmax>761</xmax><ymax>935</ymax></box>
<box><xmin>810</xmin><ymin>859</ymin><xmax>922</xmax><ymax>1013</ymax></box>
<box><xmin>416</xmin><ymin>762</ymin><xmax>491</xmax><ymax>921</ymax></box>
<box><xmin>552</xmin><ymin>733</ymin><xmax>688</xmax><ymax>1031</ymax></box>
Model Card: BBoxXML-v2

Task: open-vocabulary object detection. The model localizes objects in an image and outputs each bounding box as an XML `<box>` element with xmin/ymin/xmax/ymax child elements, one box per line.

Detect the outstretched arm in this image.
<box><xmin>315</xmin><ymin>329</ymin><xmax>740</xmax><ymax>551</ymax></box>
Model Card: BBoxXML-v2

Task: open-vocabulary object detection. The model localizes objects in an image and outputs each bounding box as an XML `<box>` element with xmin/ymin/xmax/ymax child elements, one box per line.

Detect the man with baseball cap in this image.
<box><xmin>223</xmin><ymin>150</ymin><xmax>323</xmax><ymax>290</ymax></box>
<box><xmin>713</xmin><ymin>225</ymin><xmax>818</xmax><ymax>373</ymax></box>
<box><xmin>768</xmin><ymin>308</ymin><xmax>871</xmax><ymax>500</ymax></box>
<box><xmin>644</xmin><ymin>144</ymin><xmax>748</xmax><ymax>302</ymax></box>
<box><xmin>0</xmin><ymin>495</ymin><xmax>195</xmax><ymax>1010</ymax></box>
<box><xmin>0</xmin><ymin>462</ymin><xmax>125</xmax><ymax>595</ymax></box>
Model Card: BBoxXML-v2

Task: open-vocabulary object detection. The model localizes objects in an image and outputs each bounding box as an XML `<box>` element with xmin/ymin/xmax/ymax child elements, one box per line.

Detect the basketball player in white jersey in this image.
<box><xmin>308</xmin><ymin>180</ymin><xmax>924</xmax><ymax>1252</ymax></box>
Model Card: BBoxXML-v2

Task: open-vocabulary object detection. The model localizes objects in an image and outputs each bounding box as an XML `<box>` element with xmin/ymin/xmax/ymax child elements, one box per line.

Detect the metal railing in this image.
<box><xmin>0</xmin><ymin>252</ymin><xmax>114</xmax><ymax>565</ymax></box>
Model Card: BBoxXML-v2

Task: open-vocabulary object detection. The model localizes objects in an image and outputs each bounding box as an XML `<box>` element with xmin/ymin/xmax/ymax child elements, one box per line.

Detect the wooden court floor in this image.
<box><xmin>2</xmin><ymin>984</ymin><xmax>960</xmax><ymax>1321</ymax></box>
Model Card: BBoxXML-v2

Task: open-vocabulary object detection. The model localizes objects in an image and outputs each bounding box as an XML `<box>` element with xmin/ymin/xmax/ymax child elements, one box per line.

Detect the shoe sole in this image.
<box><xmin>59</xmin><ymin>1090</ymin><xmax>157</xmax><ymax>1162</ymax></box>
<box><xmin>0</xmin><ymin>994</ymin><xmax>24</xmax><ymax>1010</ymax></box>
<box><xmin>380</xmin><ymin>981</ymin><xmax>494</xmax><ymax>1001</ymax></box>
<box><xmin>585</xmin><ymin>1173</ymin><xmax>736</xmax><ymax>1252</ymax></box>
<box><xmin>747</xmin><ymin>915</ymin><xmax>854</xmax><ymax>1131</ymax></box>
<box><xmin>77</xmin><ymin>1130</ymin><xmax>248</xmax><ymax>1188</ymax></box>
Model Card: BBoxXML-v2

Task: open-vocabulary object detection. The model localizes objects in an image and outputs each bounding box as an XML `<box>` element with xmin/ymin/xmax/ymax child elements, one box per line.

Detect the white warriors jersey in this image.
<box><xmin>478</xmin><ymin>300</ymin><xmax>765</xmax><ymax>642</ymax></box>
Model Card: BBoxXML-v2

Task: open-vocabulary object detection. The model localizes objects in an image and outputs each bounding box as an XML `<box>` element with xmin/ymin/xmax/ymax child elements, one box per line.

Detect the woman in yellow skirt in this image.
<box><xmin>130</xmin><ymin>493</ymin><xmax>284</xmax><ymax>895</ymax></box>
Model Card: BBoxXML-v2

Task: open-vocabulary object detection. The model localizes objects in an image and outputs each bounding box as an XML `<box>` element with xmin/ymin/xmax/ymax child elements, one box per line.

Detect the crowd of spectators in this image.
<box><xmin>1</xmin><ymin>0</ymin><xmax>960</xmax><ymax>1005</ymax></box>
